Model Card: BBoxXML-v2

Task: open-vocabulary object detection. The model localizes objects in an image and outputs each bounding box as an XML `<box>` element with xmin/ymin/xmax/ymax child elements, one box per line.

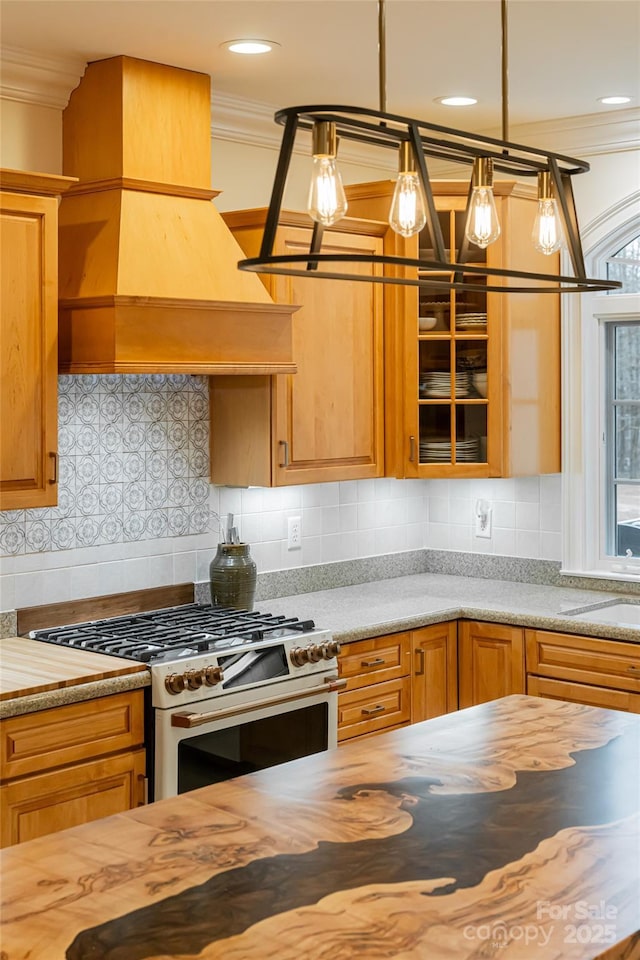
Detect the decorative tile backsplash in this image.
<box><xmin>0</xmin><ymin>372</ymin><xmax>567</xmax><ymax>614</ymax></box>
<box><xmin>0</xmin><ymin>375</ymin><xmax>211</xmax><ymax>557</ymax></box>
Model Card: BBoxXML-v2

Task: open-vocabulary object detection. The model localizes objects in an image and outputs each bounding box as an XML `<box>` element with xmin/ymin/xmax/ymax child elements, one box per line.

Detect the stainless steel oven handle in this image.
<box><xmin>171</xmin><ymin>675</ymin><xmax>347</xmax><ymax>728</ymax></box>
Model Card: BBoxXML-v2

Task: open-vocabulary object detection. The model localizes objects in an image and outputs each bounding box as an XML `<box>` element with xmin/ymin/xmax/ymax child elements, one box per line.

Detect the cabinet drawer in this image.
<box><xmin>338</xmin><ymin>633</ymin><xmax>411</xmax><ymax>691</ymax></box>
<box><xmin>1</xmin><ymin>690</ymin><xmax>145</xmax><ymax>781</ymax></box>
<box><xmin>525</xmin><ymin>630</ymin><xmax>640</xmax><ymax>693</ymax></box>
<box><xmin>0</xmin><ymin>748</ymin><xmax>146</xmax><ymax>848</ymax></box>
<box><xmin>527</xmin><ymin>676</ymin><xmax>640</xmax><ymax>714</ymax></box>
<box><xmin>338</xmin><ymin>677</ymin><xmax>412</xmax><ymax>742</ymax></box>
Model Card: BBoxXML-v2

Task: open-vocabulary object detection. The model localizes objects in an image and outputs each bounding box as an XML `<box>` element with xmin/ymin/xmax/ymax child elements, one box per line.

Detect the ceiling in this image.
<box><xmin>1</xmin><ymin>0</ymin><xmax>639</xmax><ymax>133</ymax></box>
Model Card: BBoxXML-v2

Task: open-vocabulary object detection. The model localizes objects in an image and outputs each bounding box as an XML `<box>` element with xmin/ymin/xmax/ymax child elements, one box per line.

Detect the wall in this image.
<box><xmin>0</xmin><ymin>99</ymin><xmax>62</xmax><ymax>172</ymax></box>
<box><xmin>0</xmin><ymin>371</ymin><xmax>562</xmax><ymax>611</ymax></box>
<box><xmin>0</xmin><ymin>90</ymin><xmax>635</xmax><ymax>612</ymax></box>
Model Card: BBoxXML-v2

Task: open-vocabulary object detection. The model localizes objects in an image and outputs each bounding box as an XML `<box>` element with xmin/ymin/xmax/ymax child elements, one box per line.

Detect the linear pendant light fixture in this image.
<box><xmin>237</xmin><ymin>0</ymin><xmax>621</xmax><ymax>293</ymax></box>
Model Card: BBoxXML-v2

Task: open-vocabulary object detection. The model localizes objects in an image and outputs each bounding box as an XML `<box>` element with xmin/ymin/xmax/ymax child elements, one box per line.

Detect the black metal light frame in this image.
<box><xmin>237</xmin><ymin>103</ymin><xmax>621</xmax><ymax>294</ymax></box>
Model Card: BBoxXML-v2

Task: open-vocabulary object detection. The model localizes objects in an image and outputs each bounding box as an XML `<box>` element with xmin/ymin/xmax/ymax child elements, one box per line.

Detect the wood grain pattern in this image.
<box><xmin>0</xmin><ymin>186</ymin><xmax>59</xmax><ymax>510</ymax></box>
<box><xmin>210</xmin><ymin>214</ymin><xmax>385</xmax><ymax>487</ymax></box>
<box><xmin>526</xmin><ymin>628</ymin><xmax>640</xmax><ymax>693</ymax></box>
<box><xmin>1</xmin><ymin>748</ymin><xmax>146</xmax><ymax>847</ymax></box>
<box><xmin>0</xmin><ymin>638</ymin><xmax>146</xmax><ymax>700</ymax></box>
<box><xmin>0</xmin><ymin>169</ymin><xmax>76</xmax><ymax>196</ymax></box>
<box><xmin>411</xmin><ymin>621</ymin><xmax>458</xmax><ymax>721</ymax></box>
<box><xmin>1</xmin><ymin>690</ymin><xmax>145</xmax><ymax>780</ymax></box>
<box><xmin>16</xmin><ymin>583</ymin><xmax>194</xmax><ymax>634</ymax></box>
<box><xmin>1</xmin><ymin>696</ymin><xmax>638</xmax><ymax>960</ymax></box>
<box><xmin>458</xmin><ymin>619</ymin><xmax>526</xmax><ymax>707</ymax></box>
<box><xmin>57</xmin><ymin>56</ymin><xmax>297</xmax><ymax>376</ymax></box>
<box><xmin>345</xmin><ymin>180</ymin><xmax>560</xmax><ymax>481</ymax></box>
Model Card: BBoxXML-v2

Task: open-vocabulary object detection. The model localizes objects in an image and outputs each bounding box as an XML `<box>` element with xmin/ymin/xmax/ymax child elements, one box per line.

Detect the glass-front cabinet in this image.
<box><xmin>346</xmin><ymin>180</ymin><xmax>561</xmax><ymax>479</ymax></box>
<box><xmin>411</xmin><ymin>198</ymin><xmax>495</xmax><ymax>475</ymax></box>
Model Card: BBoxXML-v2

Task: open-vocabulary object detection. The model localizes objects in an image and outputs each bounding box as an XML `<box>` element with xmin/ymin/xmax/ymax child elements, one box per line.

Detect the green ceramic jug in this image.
<box><xmin>209</xmin><ymin>543</ymin><xmax>257</xmax><ymax>611</ymax></box>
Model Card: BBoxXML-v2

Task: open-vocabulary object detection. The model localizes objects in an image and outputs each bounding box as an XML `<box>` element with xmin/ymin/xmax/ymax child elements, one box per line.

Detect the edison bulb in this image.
<box><xmin>307</xmin><ymin>155</ymin><xmax>348</xmax><ymax>226</ymax></box>
<box><xmin>464</xmin><ymin>157</ymin><xmax>500</xmax><ymax>250</ymax></box>
<box><xmin>307</xmin><ymin>121</ymin><xmax>348</xmax><ymax>227</ymax></box>
<box><xmin>389</xmin><ymin>142</ymin><xmax>427</xmax><ymax>238</ymax></box>
<box><xmin>532</xmin><ymin>172</ymin><xmax>564</xmax><ymax>255</ymax></box>
<box><xmin>465</xmin><ymin>186</ymin><xmax>500</xmax><ymax>249</ymax></box>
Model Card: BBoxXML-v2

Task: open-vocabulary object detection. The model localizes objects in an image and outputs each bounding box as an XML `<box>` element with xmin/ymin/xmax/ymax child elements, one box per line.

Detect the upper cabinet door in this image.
<box><xmin>346</xmin><ymin>181</ymin><xmax>561</xmax><ymax>480</ymax></box>
<box><xmin>210</xmin><ymin>213</ymin><xmax>386</xmax><ymax>487</ymax></box>
<box><xmin>271</xmin><ymin>225</ymin><xmax>385</xmax><ymax>485</ymax></box>
<box><xmin>1</xmin><ymin>187</ymin><xmax>60</xmax><ymax>510</ymax></box>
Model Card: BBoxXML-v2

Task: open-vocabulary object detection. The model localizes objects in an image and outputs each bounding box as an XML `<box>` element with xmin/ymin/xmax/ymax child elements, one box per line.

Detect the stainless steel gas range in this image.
<box><xmin>31</xmin><ymin>603</ymin><xmax>344</xmax><ymax>801</ymax></box>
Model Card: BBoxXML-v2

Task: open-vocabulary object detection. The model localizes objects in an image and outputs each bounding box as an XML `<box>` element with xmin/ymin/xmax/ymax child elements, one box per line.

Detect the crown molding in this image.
<box><xmin>2</xmin><ymin>48</ymin><xmax>636</xmax><ymax>163</ymax></box>
<box><xmin>210</xmin><ymin>90</ymin><xmax>394</xmax><ymax>172</ymax></box>
<box><xmin>481</xmin><ymin>108</ymin><xmax>640</xmax><ymax>159</ymax></box>
<box><xmin>210</xmin><ymin>91</ymin><xmax>639</xmax><ymax>177</ymax></box>
<box><xmin>0</xmin><ymin>47</ymin><xmax>84</xmax><ymax>109</ymax></box>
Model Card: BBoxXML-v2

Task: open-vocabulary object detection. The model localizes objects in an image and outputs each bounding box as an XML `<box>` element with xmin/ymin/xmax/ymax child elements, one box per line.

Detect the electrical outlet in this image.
<box><xmin>474</xmin><ymin>500</ymin><xmax>493</xmax><ymax>539</ymax></box>
<box><xmin>287</xmin><ymin>516</ymin><xmax>302</xmax><ymax>550</ymax></box>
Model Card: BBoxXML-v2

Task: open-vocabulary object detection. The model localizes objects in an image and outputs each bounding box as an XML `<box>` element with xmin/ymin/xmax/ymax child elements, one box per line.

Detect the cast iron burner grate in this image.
<box><xmin>30</xmin><ymin>604</ymin><xmax>316</xmax><ymax>663</ymax></box>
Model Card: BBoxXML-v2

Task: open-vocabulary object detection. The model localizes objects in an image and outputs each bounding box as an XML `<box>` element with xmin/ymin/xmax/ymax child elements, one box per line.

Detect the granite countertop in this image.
<box><xmin>2</xmin><ymin>695</ymin><xmax>638</xmax><ymax>959</ymax></box>
<box><xmin>254</xmin><ymin>572</ymin><xmax>640</xmax><ymax>644</ymax></box>
<box><xmin>2</xmin><ymin>571</ymin><xmax>638</xmax><ymax>719</ymax></box>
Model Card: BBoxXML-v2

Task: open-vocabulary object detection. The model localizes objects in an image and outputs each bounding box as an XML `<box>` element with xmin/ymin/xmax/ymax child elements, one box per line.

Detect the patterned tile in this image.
<box><xmin>0</xmin><ymin>375</ymin><xmax>211</xmax><ymax>558</ymax></box>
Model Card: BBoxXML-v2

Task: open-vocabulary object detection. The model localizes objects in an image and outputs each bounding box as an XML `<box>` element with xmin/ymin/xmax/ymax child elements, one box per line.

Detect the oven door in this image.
<box><xmin>154</xmin><ymin>677</ymin><xmax>343</xmax><ymax>800</ymax></box>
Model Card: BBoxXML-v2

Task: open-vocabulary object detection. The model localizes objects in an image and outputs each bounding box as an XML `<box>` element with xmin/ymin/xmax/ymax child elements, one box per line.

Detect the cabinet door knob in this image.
<box><xmin>279</xmin><ymin>440</ymin><xmax>290</xmax><ymax>468</ymax></box>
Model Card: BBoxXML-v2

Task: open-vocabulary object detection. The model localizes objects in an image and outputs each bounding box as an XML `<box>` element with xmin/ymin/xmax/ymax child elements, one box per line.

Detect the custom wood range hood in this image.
<box><xmin>57</xmin><ymin>56</ymin><xmax>296</xmax><ymax>375</ymax></box>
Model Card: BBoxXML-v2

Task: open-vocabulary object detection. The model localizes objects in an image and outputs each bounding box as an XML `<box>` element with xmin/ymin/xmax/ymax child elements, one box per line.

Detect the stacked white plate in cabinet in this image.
<box><xmin>419</xmin><ymin>371</ymin><xmax>472</xmax><ymax>398</ymax></box>
<box><xmin>456</xmin><ymin>313</ymin><xmax>487</xmax><ymax>330</ymax></box>
<box><xmin>419</xmin><ymin>436</ymin><xmax>480</xmax><ymax>462</ymax></box>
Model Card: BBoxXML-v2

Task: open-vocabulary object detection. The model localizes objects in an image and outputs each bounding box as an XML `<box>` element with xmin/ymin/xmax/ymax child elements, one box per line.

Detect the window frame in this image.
<box><xmin>561</xmin><ymin>192</ymin><xmax>640</xmax><ymax>583</ymax></box>
<box><xmin>604</xmin><ymin>320</ymin><xmax>640</xmax><ymax>558</ymax></box>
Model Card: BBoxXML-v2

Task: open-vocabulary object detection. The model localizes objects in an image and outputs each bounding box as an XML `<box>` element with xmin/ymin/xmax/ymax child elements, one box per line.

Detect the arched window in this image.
<box><xmin>562</xmin><ymin>199</ymin><xmax>640</xmax><ymax>582</ymax></box>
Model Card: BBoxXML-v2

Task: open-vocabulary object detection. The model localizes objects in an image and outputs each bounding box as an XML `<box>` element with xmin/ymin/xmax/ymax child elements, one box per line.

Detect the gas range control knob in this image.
<box><xmin>306</xmin><ymin>644</ymin><xmax>324</xmax><ymax>663</ymax></box>
<box><xmin>165</xmin><ymin>673</ymin><xmax>186</xmax><ymax>695</ymax></box>
<box><xmin>204</xmin><ymin>665</ymin><xmax>223</xmax><ymax>686</ymax></box>
<box><xmin>185</xmin><ymin>669</ymin><xmax>204</xmax><ymax>690</ymax></box>
<box><xmin>290</xmin><ymin>646</ymin><xmax>310</xmax><ymax>667</ymax></box>
<box><xmin>323</xmin><ymin>640</ymin><xmax>341</xmax><ymax>659</ymax></box>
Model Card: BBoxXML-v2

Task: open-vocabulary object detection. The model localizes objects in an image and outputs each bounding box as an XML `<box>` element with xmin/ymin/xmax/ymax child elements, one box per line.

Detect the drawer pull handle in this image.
<box><xmin>362</xmin><ymin>704</ymin><xmax>385</xmax><ymax>716</ymax></box>
<box><xmin>627</xmin><ymin>665</ymin><xmax>640</xmax><ymax>675</ymax></box>
<box><xmin>361</xmin><ymin>658</ymin><xmax>386</xmax><ymax>667</ymax></box>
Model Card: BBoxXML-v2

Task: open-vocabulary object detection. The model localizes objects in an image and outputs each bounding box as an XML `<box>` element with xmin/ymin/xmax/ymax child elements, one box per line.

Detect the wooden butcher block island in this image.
<box><xmin>1</xmin><ymin>695</ymin><xmax>639</xmax><ymax>959</ymax></box>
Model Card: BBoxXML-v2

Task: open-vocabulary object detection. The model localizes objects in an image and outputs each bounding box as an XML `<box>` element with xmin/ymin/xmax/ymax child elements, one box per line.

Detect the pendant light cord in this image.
<box><xmin>501</xmin><ymin>0</ymin><xmax>509</xmax><ymax>143</ymax></box>
<box><xmin>378</xmin><ymin>0</ymin><xmax>386</xmax><ymax>113</ymax></box>
<box><xmin>379</xmin><ymin>0</ymin><xmax>509</xmax><ymax>140</ymax></box>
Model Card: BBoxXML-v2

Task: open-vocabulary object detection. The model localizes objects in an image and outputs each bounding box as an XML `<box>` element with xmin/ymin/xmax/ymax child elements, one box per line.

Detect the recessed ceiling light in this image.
<box><xmin>222</xmin><ymin>39</ymin><xmax>278</xmax><ymax>55</ymax></box>
<box><xmin>435</xmin><ymin>96</ymin><xmax>478</xmax><ymax>107</ymax></box>
<box><xmin>598</xmin><ymin>95</ymin><xmax>631</xmax><ymax>105</ymax></box>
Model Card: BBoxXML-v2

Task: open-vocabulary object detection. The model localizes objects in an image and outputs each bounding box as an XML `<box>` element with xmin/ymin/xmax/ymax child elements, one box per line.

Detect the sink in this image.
<box><xmin>560</xmin><ymin>598</ymin><xmax>640</xmax><ymax>628</ymax></box>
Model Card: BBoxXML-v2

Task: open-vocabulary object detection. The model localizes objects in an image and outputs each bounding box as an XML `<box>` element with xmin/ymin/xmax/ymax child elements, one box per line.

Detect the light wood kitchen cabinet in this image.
<box><xmin>337</xmin><ymin>623</ymin><xmax>458</xmax><ymax>741</ymax></box>
<box><xmin>458</xmin><ymin>620</ymin><xmax>526</xmax><ymax>708</ymax></box>
<box><xmin>345</xmin><ymin>180</ymin><xmax>560</xmax><ymax>479</ymax></box>
<box><xmin>337</xmin><ymin>633</ymin><xmax>412</xmax><ymax>741</ymax></box>
<box><xmin>526</xmin><ymin>628</ymin><xmax>640</xmax><ymax>713</ymax></box>
<box><xmin>0</xmin><ymin>690</ymin><xmax>146</xmax><ymax>847</ymax></box>
<box><xmin>411</xmin><ymin>622</ymin><xmax>458</xmax><ymax>722</ymax></box>
<box><xmin>210</xmin><ymin>211</ymin><xmax>386</xmax><ymax>486</ymax></box>
<box><xmin>0</xmin><ymin>170</ymin><xmax>75</xmax><ymax>510</ymax></box>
